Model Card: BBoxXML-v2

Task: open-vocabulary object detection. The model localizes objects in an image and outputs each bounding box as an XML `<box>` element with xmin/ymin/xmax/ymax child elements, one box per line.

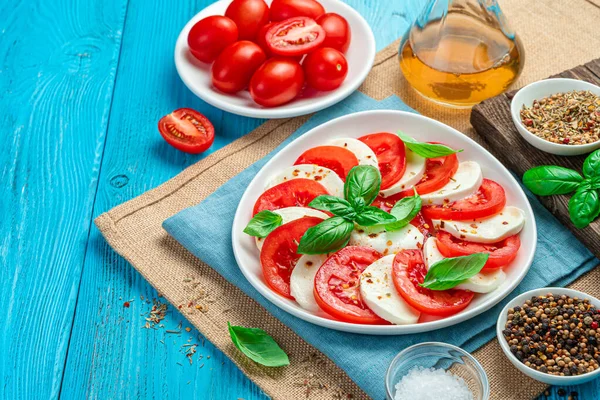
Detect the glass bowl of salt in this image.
<box><xmin>385</xmin><ymin>342</ymin><xmax>489</xmax><ymax>400</ymax></box>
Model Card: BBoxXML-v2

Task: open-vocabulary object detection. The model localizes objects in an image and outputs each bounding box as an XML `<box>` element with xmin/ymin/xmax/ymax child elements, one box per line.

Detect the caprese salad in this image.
<box><xmin>243</xmin><ymin>131</ymin><xmax>526</xmax><ymax>325</ymax></box>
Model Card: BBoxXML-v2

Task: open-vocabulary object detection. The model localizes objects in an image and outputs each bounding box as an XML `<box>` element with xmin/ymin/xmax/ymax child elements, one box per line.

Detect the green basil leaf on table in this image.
<box><xmin>522</xmin><ymin>165</ymin><xmax>583</xmax><ymax>195</ymax></box>
<box><xmin>344</xmin><ymin>165</ymin><xmax>381</xmax><ymax>210</ymax></box>
<box><xmin>568</xmin><ymin>187</ymin><xmax>600</xmax><ymax>229</ymax></box>
<box><xmin>397</xmin><ymin>131</ymin><xmax>462</xmax><ymax>158</ymax></box>
<box><xmin>354</xmin><ymin>206</ymin><xmax>397</xmax><ymax>226</ymax></box>
<box><xmin>385</xmin><ymin>190</ymin><xmax>422</xmax><ymax>231</ymax></box>
<box><xmin>583</xmin><ymin>149</ymin><xmax>600</xmax><ymax>178</ymax></box>
<box><xmin>227</xmin><ymin>322</ymin><xmax>289</xmax><ymax>367</ymax></box>
<box><xmin>582</xmin><ymin>176</ymin><xmax>600</xmax><ymax>191</ymax></box>
<box><xmin>243</xmin><ymin>210</ymin><xmax>283</xmax><ymax>238</ymax></box>
<box><xmin>297</xmin><ymin>216</ymin><xmax>354</xmax><ymax>255</ymax></box>
<box><xmin>419</xmin><ymin>253</ymin><xmax>489</xmax><ymax>291</ymax></box>
<box><xmin>309</xmin><ymin>195</ymin><xmax>356</xmax><ymax>220</ymax></box>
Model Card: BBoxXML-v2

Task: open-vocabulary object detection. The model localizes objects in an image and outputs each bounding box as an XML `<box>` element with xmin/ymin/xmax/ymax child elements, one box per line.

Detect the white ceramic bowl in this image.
<box><xmin>231</xmin><ymin>110</ymin><xmax>537</xmax><ymax>335</ymax></box>
<box><xmin>174</xmin><ymin>0</ymin><xmax>376</xmax><ymax>119</ymax></box>
<box><xmin>510</xmin><ymin>78</ymin><xmax>600</xmax><ymax>156</ymax></box>
<box><xmin>496</xmin><ymin>287</ymin><xmax>600</xmax><ymax>385</ymax></box>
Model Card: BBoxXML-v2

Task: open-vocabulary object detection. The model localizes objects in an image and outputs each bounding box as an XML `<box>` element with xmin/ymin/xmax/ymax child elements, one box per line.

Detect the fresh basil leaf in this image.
<box><xmin>569</xmin><ymin>187</ymin><xmax>600</xmax><ymax>229</ymax></box>
<box><xmin>297</xmin><ymin>216</ymin><xmax>354</xmax><ymax>255</ymax></box>
<box><xmin>583</xmin><ymin>149</ymin><xmax>600</xmax><ymax>178</ymax></box>
<box><xmin>243</xmin><ymin>210</ymin><xmax>283</xmax><ymax>238</ymax></box>
<box><xmin>385</xmin><ymin>190</ymin><xmax>422</xmax><ymax>231</ymax></box>
<box><xmin>228</xmin><ymin>322</ymin><xmax>289</xmax><ymax>367</ymax></box>
<box><xmin>419</xmin><ymin>253</ymin><xmax>489</xmax><ymax>291</ymax></box>
<box><xmin>354</xmin><ymin>206</ymin><xmax>397</xmax><ymax>226</ymax></box>
<box><xmin>397</xmin><ymin>131</ymin><xmax>462</xmax><ymax>158</ymax></box>
<box><xmin>309</xmin><ymin>195</ymin><xmax>356</xmax><ymax>220</ymax></box>
<box><xmin>344</xmin><ymin>165</ymin><xmax>381</xmax><ymax>209</ymax></box>
<box><xmin>582</xmin><ymin>176</ymin><xmax>600</xmax><ymax>191</ymax></box>
<box><xmin>522</xmin><ymin>165</ymin><xmax>583</xmax><ymax>196</ymax></box>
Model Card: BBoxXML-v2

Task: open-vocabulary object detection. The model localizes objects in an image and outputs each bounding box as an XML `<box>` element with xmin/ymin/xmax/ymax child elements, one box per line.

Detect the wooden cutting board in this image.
<box><xmin>471</xmin><ymin>58</ymin><xmax>600</xmax><ymax>259</ymax></box>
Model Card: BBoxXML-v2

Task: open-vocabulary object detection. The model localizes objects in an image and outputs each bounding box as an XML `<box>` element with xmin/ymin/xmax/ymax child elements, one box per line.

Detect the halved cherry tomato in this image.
<box><xmin>261</xmin><ymin>217</ymin><xmax>323</xmax><ymax>298</ymax></box>
<box><xmin>392</xmin><ymin>249</ymin><xmax>474</xmax><ymax>316</ymax></box>
<box><xmin>158</xmin><ymin>108</ymin><xmax>215</xmax><ymax>154</ymax></box>
<box><xmin>252</xmin><ymin>178</ymin><xmax>329</xmax><ymax>215</ymax></box>
<box><xmin>314</xmin><ymin>246</ymin><xmax>387</xmax><ymax>324</ymax></box>
<box><xmin>187</xmin><ymin>16</ymin><xmax>238</xmax><ymax>63</ymax></box>
<box><xmin>358</xmin><ymin>132</ymin><xmax>406</xmax><ymax>189</ymax></box>
<box><xmin>303</xmin><ymin>47</ymin><xmax>348</xmax><ymax>91</ymax></box>
<box><xmin>250</xmin><ymin>58</ymin><xmax>305</xmax><ymax>107</ymax></box>
<box><xmin>295</xmin><ymin>146</ymin><xmax>358</xmax><ymax>181</ymax></box>
<box><xmin>270</xmin><ymin>0</ymin><xmax>325</xmax><ymax>21</ymax></box>
<box><xmin>436</xmin><ymin>232</ymin><xmax>521</xmax><ymax>271</ymax></box>
<box><xmin>225</xmin><ymin>0</ymin><xmax>270</xmax><ymax>40</ymax></box>
<box><xmin>316</xmin><ymin>13</ymin><xmax>351</xmax><ymax>53</ymax></box>
<box><xmin>265</xmin><ymin>17</ymin><xmax>325</xmax><ymax>57</ymax></box>
<box><xmin>422</xmin><ymin>179</ymin><xmax>507</xmax><ymax>221</ymax></box>
<box><xmin>212</xmin><ymin>41</ymin><xmax>266</xmax><ymax>93</ymax></box>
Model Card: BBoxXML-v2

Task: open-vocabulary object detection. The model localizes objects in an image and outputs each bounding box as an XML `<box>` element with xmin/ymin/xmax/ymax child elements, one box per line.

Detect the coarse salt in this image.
<box><xmin>394</xmin><ymin>366</ymin><xmax>474</xmax><ymax>400</ymax></box>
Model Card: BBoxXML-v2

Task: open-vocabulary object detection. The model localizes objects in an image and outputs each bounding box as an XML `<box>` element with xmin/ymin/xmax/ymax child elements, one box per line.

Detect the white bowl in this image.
<box><xmin>496</xmin><ymin>287</ymin><xmax>600</xmax><ymax>385</ymax></box>
<box><xmin>510</xmin><ymin>78</ymin><xmax>600</xmax><ymax>156</ymax></box>
<box><xmin>174</xmin><ymin>0</ymin><xmax>376</xmax><ymax>119</ymax></box>
<box><xmin>231</xmin><ymin>110</ymin><xmax>537</xmax><ymax>335</ymax></box>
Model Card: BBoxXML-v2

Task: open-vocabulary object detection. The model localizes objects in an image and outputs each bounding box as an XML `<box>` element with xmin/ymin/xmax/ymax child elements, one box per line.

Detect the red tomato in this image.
<box><xmin>212</xmin><ymin>41</ymin><xmax>266</xmax><ymax>94</ymax></box>
<box><xmin>391</xmin><ymin>250</ymin><xmax>474</xmax><ymax>316</ymax></box>
<box><xmin>410</xmin><ymin>212</ymin><xmax>434</xmax><ymax>237</ymax></box>
<box><xmin>358</xmin><ymin>132</ymin><xmax>407</xmax><ymax>189</ymax></box>
<box><xmin>435</xmin><ymin>232</ymin><xmax>521</xmax><ymax>271</ymax></box>
<box><xmin>225</xmin><ymin>0</ymin><xmax>270</xmax><ymax>40</ymax></box>
<box><xmin>270</xmin><ymin>0</ymin><xmax>325</xmax><ymax>21</ymax></box>
<box><xmin>187</xmin><ymin>16</ymin><xmax>238</xmax><ymax>63</ymax></box>
<box><xmin>252</xmin><ymin>178</ymin><xmax>329</xmax><ymax>215</ymax></box>
<box><xmin>158</xmin><ymin>108</ymin><xmax>215</xmax><ymax>154</ymax></box>
<box><xmin>316</xmin><ymin>13</ymin><xmax>351</xmax><ymax>53</ymax></box>
<box><xmin>261</xmin><ymin>217</ymin><xmax>323</xmax><ymax>298</ymax></box>
<box><xmin>314</xmin><ymin>246</ymin><xmax>387</xmax><ymax>324</ymax></box>
<box><xmin>295</xmin><ymin>146</ymin><xmax>358</xmax><ymax>181</ymax></box>
<box><xmin>303</xmin><ymin>48</ymin><xmax>348</xmax><ymax>91</ymax></box>
<box><xmin>265</xmin><ymin>17</ymin><xmax>325</xmax><ymax>57</ymax></box>
<box><xmin>256</xmin><ymin>22</ymin><xmax>275</xmax><ymax>55</ymax></box>
<box><xmin>422</xmin><ymin>179</ymin><xmax>507</xmax><ymax>220</ymax></box>
<box><xmin>249</xmin><ymin>58</ymin><xmax>305</xmax><ymax>107</ymax></box>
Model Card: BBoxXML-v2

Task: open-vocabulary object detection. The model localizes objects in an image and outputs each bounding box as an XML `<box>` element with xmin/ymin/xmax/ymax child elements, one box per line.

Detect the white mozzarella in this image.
<box><xmin>359</xmin><ymin>254</ymin><xmax>420</xmax><ymax>325</ymax></box>
<box><xmin>266</xmin><ymin>164</ymin><xmax>344</xmax><ymax>197</ymax></box>
<box><xmin>328</xmin><ymin>138</ymin><xmax>378</xmax><ymax>167</ymax></box>
<box><xmin>349</xmin><ymin>224</ymin><xmax>424</xmax><ymax>256</ymax></box>
<box><xmin>290</xmin><ymin>254</ymin><xmax>328</xmax><ymax>313</ymax></box>
<box><xmin>423</xmin><ymin>237</ymin><xmax>505</xmax><ymax>294</ymax></box>
<box><xmin>432</xmin><ymin>206</ymin><xmax>525</xmax><ymax>244</ymax></box>
<box><xmin>420</xmin><ymin>161</ymin><xmax>483</xmax><ymax>205</ymax></box>
<box><xmin>379</xmin><ymin>150</ymin><xmax>426</xmax><ymax>197</ymax></box>
<box><xmin>255</xmin><ymin>207</ymin><xmax>329</xmax><ymax>251</ymax></box>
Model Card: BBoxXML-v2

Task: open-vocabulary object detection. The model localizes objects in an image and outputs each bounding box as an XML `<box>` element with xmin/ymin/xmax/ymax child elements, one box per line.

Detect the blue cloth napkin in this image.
<box><xmin>163</xmin><ymin>92</ymin><xmax>598</xmax><ymax>399</ymax></box>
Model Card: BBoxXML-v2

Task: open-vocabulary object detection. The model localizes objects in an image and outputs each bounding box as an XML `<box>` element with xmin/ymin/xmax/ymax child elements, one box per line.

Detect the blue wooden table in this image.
<box><xmin>0</xmin><ymin>0</ymin><xmax>596</xmax><ymax>398</ymax></box>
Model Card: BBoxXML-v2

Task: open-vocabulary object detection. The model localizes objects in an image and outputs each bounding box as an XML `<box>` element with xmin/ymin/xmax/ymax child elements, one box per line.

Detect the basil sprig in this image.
<box><xmin>420</xmin><ymin>253</ymin><xmax>489</xmax><ymax>291</ymax></box>
<box><xmin>385</xmin><ymin>189</ymin><xmax>421</xmax><ymax>231</ymax></box>
<box><xmin>397</xmin><ymin>131</ymin><xmax>462</xmax><ymax>158</ymax></box>
<box><xmin>228</xmin><ymin>322</ymin><xmax>289</xmax><ymax>367</ymax></box>
<box><xmin>522</xmin><ymin>166</ymin><xmax>583</xmax><ymax>195</ymax></box>
<box><xmin>243</xmin><ymin>210</ymin><xmax>283</xmax><ymax>238</ymax></box>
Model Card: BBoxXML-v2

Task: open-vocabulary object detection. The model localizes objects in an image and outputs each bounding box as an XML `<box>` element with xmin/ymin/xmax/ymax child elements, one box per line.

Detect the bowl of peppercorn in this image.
<box><xmin>497</xmin><ymin>287</ymin><xmax>600</xmax><ymax>385</ymax></box>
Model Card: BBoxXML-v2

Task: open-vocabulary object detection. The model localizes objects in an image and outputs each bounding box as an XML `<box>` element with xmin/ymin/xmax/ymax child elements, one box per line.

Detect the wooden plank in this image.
<box><xmin>0</xmin><ymin>0</ymin><xmax>128</xmax><ymax>398</ymax></box>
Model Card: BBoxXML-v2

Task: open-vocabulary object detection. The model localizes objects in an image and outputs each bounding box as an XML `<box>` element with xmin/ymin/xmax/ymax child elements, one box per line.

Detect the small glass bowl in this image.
<box><xmin>385</xmin><ymin>342</ymin><xmax>490</xmax><ymax>400</ymax></box>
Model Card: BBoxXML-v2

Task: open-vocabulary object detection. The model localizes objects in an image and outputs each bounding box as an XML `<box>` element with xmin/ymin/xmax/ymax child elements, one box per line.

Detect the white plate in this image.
<box><xmin>174</xmin><ymin>0</ymin><xmax>376</xmax><ymax>119</ymax></box>
<box><xmin>231</xmin><ymin>110</ymin><xmax>537</xmax><ymax>335</ymax></box>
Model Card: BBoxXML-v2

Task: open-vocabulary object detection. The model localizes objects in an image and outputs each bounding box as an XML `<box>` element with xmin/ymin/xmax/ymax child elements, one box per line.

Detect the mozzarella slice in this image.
<box><xmin>432</xmin><ymin>206</ymin><xmax>525</xmax><ymax>244</ymax></box>
<box><xmin>379</xmin><ymin>150</ymin><xmax>426</xmax><ymax>197</ymax></box>
<box><xmin>421</xmin><ymin>161</ymin><xmax>483</xmax><ymax>205</ymax></box>
<box><xmin>255</xmin><ymin>207</ymin><xmax>329</xmax><ymax>251</ymax></box>
<box><xmin>349</xmin><ymin>224</ymin><xmax>424</xmax><ymax>256</ymax></box>
<box><xmin>266</xmin><ymin>164</ymin><xmax>344</xmax><ymax>197</ymax></box>
<box><xmin>359</xmin><ymin>254</ymin><xmax>420</xmax><ymax>324</ymax></box>
<box><xmin>328</xmin><ymin>138</ymin><xmax>378</xmax><ymax>167</ymax></box>
<box><xmin>290</xmin><ymin>254</ymin><xmax>328</xmax><ymax>313</ymax></box>
<box><xmin>423</xmin><ymin>237</ymin><xmax>505</xmax><ymax>294</ymax></box>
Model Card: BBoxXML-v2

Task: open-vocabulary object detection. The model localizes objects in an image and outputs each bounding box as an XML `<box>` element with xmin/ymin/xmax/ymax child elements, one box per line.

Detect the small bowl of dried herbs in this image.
<box><xmin>511</xmin><ymin>78</ymin><xmax>600</xmax><ymax>156</ymax></box>
<box><xmin>497</xmin><ymin>287</ymin><xmax>600</xmax><ymax>385</ymax></box>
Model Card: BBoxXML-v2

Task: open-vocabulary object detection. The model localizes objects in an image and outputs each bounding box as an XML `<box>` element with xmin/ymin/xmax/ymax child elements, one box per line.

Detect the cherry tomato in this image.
<box><xmin>295</xmin><ymin>146</ymin><xmax>358</xmax><ymax>181</ymax></box>
<box><xmin>391</xmin><ymin>249</ymin><xmax>474</xmax><ymax>316</ymax></box>
<box><xmin>265</xmin><ymin>17</ymin><xmax>325</xmax><ymax>57</ymax></box>
<box><xmin>303</xmin><ymin>47</ymin><xmax>348</xmax><ymax>91</ymax></box>
<box><xmin>358</xmin><ymin>132</ymin><xmax>406</xmax><ymax>189</ymax></box>
<box><xmin>252</xmin><ymin>179</ymin><xmax>329</xmax><ymax>215</ymax></box>
<box><xmin>256</xmin><ymin>22</ymin><xmax>275</xmax><ymax>55</ymax></box>
<box><xmin>187</xmin><ymin>16</ymin><xmax>238</xmax><ymax>63</ymax></box>
<box><xmin>212</xmin><ymin>41</ymin><xmax>266</xmax><ymax>94</ymax></box>
<box><xmin>270</xmin><ymin>0</ymin><xmax>325</xmax><ymax>21</ymax></box>
<box><xmin>316</xmin><ymin>13</ymin><xmax>351</xmax><ymax>53</ymax></box>
<box><xmin>250</xmin><ymin>58</ymin><xmax>305</xmax><ymax>107</ymax></box>
<box><xmin>225</xmin><ymin>0</ymin><xmax>270</xmax><ymax>40</ymax></box>
<box><xmin>158</xmin><ymin>108</ymin><xmax>215</xmax><ymax>154</ymax></box>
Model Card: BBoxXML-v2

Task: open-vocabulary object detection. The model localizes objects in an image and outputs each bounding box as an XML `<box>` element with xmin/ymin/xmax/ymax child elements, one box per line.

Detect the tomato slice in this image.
<box><xmin>410</xmin><ymin>212</ymin><xmax>434</xmax><ymax>237</ymax></box>
<box><xmin>422</xmin><ymin>179</ymin><xmax>506</xmax><ymax>221</ymax></box>
<box><xmin>435</xmin><ymin>231</ymin><xmax>521</xmax><ymax>271</ymax></box>
<box><xmin>294</xmin><ymin>146</ymin><xmax>358</xmax><ymax>181</ymax></box>
<box><xmin>158</xmin><ymin>108</ymin><xmax>215</xmax><ymax>154</ymax></box>
<box><xmin>391</xmin><ymin>250</ymin><xmax>474</xmax><ymax>316</ymax></box>
<box><xmin>252</xmin><ymin>179</ymin><xmax>329</xmax><ymax>215</ymax></box>
<box><xmin>314</xmin><ymin>246</ymin><xmax>387</xmax><ymax>324</ymax></box>
<box><xmin>358</xmin><ymin>133</ymin><xmax>406</xmax><ymax>190</ymax></box>
<box><xmin>261</xmin><ymin>217</ymin><xmax>323</xmax><ymax>298</ymax></box>
<box><xmin>265</xmin><ymin>17</ymin><xmax>325</xmax><ymax>57</ymax></box>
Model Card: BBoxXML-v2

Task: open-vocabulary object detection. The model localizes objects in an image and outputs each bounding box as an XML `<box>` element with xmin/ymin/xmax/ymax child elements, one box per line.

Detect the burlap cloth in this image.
<box><xmin>96</xmin><ymin>1</ymin><xmax>600</xmax><ymax>399</ymax></box>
